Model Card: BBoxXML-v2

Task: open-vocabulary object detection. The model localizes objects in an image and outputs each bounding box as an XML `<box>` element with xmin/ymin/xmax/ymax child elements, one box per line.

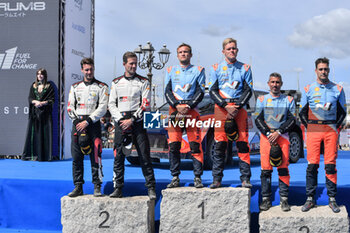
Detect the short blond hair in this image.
<box><xmin>222</xmin><ymin>38</ymin><xmax>237</xmax><ymax>49</ymax></box>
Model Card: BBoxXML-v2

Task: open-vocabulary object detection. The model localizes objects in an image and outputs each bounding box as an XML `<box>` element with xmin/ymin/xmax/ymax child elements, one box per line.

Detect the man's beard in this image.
<box><xmin>319</xmin><ymin>75</ymin><xmax>329</xmax><ymax>83</ymax></box>
<box><xmin>85</xmin><ymin>75</ymin><xmax>93</xmax><ymax>81</ymax></box>
<box><xmin>271</xmin><ymin>88</ymin><xmax>280</xmax><ymax>95</ymax></box>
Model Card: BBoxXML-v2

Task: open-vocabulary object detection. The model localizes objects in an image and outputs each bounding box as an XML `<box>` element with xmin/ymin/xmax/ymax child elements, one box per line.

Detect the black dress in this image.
<box><xmin>22</xmin><ymin>82</ymin><xmax>55</xmax><ymax>161</ymax></box>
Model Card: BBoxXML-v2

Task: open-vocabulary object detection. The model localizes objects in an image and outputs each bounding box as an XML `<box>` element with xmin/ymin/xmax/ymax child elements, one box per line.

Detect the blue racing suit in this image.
<box><xmin>255</xmin><ymin>93</ymin><xmax>296</xmax><ymax>198</ymax></box>
<box><xmin>209</xmin><ymin>60</ymin><xmax>253</xmax><ymax>182</ymax></box>
<box><xmin>299</xmin><ymin>81</ymin><xmax>346</xmax><ymax>198</ymax></box>
<box><xmin>165</xmin><ymin>65</ymin><xmax>205</xmax><ymax>108</ymax></box>
<box><xmin>165</xmin><ymin>64</ymin><xmax>206</xmax><ymax>177</ymax></box>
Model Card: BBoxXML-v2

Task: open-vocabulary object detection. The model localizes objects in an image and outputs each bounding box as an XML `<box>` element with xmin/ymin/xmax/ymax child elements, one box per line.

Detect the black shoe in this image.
<box><xmin>209</xmin><ymin>180</ymin><xmax>221</xmax><ymax>189</ymax></box>
<box><xmin>329</xmin><ymin>197</ymin><xmax>340</xmax><ymax>213</ymax></box>
<box><xmin>194</xmin><ymin>177</ymin><xmax>204</xmax><ymax>188</ymax></box>
<box><xmin>93</xmin><ymin>184</ymin><xmax>102</xmax><ymax>197</ymax></box>
<box><xmin>242</xmin><ymin>180</ymin><xmax>252</xmax><ymax>188</ymax></box>
<box><xmin>259</xmin><ymin>197</ymin><xmax>271</xmax><ymax>211</ymax></box>
<box><xmin>167</xmin><ymin>176</ymin><xmax>180</xmax><ymax>188</ymax></box>
<box><xmin>109</xmin><ymin>187</ymin><xmax>122</xmax><ymax>198</ymax></box>
<box><xmin>301</xmin><ymin>196</ymin><xmax>315</xmax><ymax>212</ymax></box>
<box><xmin>148</xmin><ymin>187</ymin><xmax>156</xmax><ymax>200</ymax></box>
<box><xmin>280</xmin><ymin>197</ymin><xmax>291</xmax><ymax>212</ymax></box>
<box><xmin>68</xmin><ymin>184</ymin><xmax>83</xmax><ymax>197</ymax></box>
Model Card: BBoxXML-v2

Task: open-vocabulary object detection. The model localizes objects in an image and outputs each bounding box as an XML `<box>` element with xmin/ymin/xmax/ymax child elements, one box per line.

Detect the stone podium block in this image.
<box><xmin>160</xmin><ymin>187</ymin><xmax>251</xmax><ymax>233</ymax></box>
<box><xmin>61</xmin><ymin>195</ymin><xmax>155</xmax><ymax>233</ymax></box>
<box><xmin>259</xmin><ymin>206</ymin><xmax>349</xmax><ymax>233</ymax></box>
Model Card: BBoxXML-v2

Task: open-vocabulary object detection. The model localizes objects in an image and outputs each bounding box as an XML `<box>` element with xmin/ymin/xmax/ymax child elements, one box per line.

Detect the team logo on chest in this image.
<box><xmin>174</xmin><ymin>84</ymin><xmax>192</xmax><ymax>92</ymax></box>
<box><xmin>222</xmin><ymin>81</ymin><xmax>240</xmax><ymax>89</ymax></box>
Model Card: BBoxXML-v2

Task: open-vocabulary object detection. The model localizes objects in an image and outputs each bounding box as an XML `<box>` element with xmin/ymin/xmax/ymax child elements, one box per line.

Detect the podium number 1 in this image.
<box><xmin>198</xmin><ymin>201</ymin><xmax>204</xmax><ymax>219</ymax></box>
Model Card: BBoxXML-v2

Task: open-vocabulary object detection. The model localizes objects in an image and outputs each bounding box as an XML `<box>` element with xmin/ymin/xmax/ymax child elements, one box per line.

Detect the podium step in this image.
<box><xmin>259</xmin><ymin>205</ymin><xmax>349</xmax><ymax>233</ymax></box>
<box><xmin>160</xmin><ymin>187</ymin><xmax>251</xmax><ymax>233</ymax></box>
<box><xmin>61</xmin><ymin>195</ymin><xmax>155</xmax><ymax>233</ymax></box>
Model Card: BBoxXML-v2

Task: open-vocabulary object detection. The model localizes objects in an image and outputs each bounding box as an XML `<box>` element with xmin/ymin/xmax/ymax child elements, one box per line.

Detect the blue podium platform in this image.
<box><xmin>1</xmin><ymin>149</ymin><xmax>350</xmax><ymax>233</ymax></box>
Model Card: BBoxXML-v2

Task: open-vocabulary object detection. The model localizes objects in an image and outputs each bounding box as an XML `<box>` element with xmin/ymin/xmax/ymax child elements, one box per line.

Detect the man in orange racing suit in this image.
<box><xmin>255</xmin><ymin>72</ymin><xmax>296</xmax><ymax>212</ymax></box>
<box><xmin>300</xmin><ymin>57</ymin><xmax>346</xmax><ymax>213</ymax></box>
<box><xmin>209</xmin><ymin>38</ymin><xmax>253</xmax><ymax>188</ymax></box>
<box><xmin>165</xmin><ymin>43</ymin><xmax>206</xmax><ymax>188</ymax></box>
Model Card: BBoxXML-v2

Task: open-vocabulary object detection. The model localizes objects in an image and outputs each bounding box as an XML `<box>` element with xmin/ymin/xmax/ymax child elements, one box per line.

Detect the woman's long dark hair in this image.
<box><xmin>35</xmin><ymin>68</ymin><xmax>48</xmax><ymax>87</ymax></box>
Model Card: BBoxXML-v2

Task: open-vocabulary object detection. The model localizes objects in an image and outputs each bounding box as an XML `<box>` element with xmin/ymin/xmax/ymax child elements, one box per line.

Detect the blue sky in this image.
<box><xmin>94</xmin><ymin>0</ymin><xmax>350</xmax><ymax>105</ymax></box>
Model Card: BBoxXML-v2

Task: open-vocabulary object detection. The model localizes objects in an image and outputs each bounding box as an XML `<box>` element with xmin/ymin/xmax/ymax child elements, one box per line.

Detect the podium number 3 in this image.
<box><xmin>198</xmin><ymin>201</ymin><xmax>205</xmax><ymax>219</ymax></box>
<box><xmin>99</xmin><ymin>211</ymin><xmax>110</xmax><ymax>228</ymax></box>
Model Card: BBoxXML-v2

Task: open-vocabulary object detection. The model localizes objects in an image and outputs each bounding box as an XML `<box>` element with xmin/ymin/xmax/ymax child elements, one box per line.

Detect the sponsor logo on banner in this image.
<box><xmin>0</xmin><ymin>106</ymin><xmax>29</xmax><ymax>115</ymax></box>
<box><xmin>0</xmin><ymin>1</ymin><xmax>45</xmax><ymax>18</ymax></box>
<box><xmin>0</xmin><ymin>47</ymin><xmax>37</xmax><ymax>70</ymax></box>
<box><xmin>72</xmin><ymin>23</ymin><xmax>85</xmax><ymax>34</ymax></box>
<box><xmin>71</xmin><ymin>49</ymin><xmax>85</xmax><ymax>57</ymax></box>
<box><xmin>71</xmin><ymin>73</ymin><xmax>84</xmax><ymax>81</ymax></box>
<box><xmin>74</xmin><ymin>0</ymin><xmax>83</xmax><ymax>10</ymax></box>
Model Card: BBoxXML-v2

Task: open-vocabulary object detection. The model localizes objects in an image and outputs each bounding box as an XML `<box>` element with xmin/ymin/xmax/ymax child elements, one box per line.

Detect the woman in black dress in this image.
<box><xmin>22</xmin><ymin>68</ymin><xmax>55</xmax><ymax>161</ymax></box>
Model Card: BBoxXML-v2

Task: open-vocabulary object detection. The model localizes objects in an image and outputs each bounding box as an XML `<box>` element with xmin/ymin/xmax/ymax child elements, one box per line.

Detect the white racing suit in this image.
<box><xmin>67</xmin><ymin>78</ymin><xmax>108</xmax><ymax>185</ymax></box>
<box><xmin>108</xmin><ymin>74</ymin><xmax>155</xmax><ymax>188</ymax></box>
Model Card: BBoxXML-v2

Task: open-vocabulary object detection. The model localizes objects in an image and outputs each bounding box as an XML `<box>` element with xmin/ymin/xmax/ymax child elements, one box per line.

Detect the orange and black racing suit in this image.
<box><xmin>299</xmin><ymin>81</ymin><xmax>346</xmax><ymax>198</ymax></box>
<box><xmin>165</xmin><ymin>64</ymin><xmax>206</xmax><ymax>177</ymax></box>
<box><xmin>209</xmin><ymin>60</ymin><xmax>253</xmax><ymax>183</ymax></box>
<box><xmin>255</xmin><ymin>93</ymin><xmax>296</xmax><ymax>198</ymax></box>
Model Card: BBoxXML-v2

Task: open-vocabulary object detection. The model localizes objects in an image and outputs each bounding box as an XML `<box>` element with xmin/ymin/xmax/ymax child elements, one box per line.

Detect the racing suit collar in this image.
<box><xmin>224</xmin><ymin>58</ymin><xmax>237</xmax><ymax>65</ymax></box>
<box><xmin>269</xmin><ymin>92</ymin><xmax>281</xmax><ymax>98</ymax></box>
<box><xmin>316</xmin><ymin>80</ymin><xmax>332</xmax><ymax>88</ymax></box>
<box><xmin>180</xmin><ymin>64</ymin><xmax>192</xmax><ymax>70</ymax></box>
<box><xmin>84</xmin><ymin>77</ymin><xmax>96</xmax><ymax>86</ymax></box>
<box><xmin>124</xmin><ymin>73</ymin><xmax>137</xmax><ymax>81</ymax></box>
<box><xmin>316</xmin><ymin>78</ymin><xmax>330</xmax><ymax>86</ymax></box>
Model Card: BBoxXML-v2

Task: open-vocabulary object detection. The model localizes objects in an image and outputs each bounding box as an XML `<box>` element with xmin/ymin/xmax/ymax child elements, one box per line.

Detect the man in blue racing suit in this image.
<box><xmin>209</xmin><ymin>38</ymin><xmax>253</xmax><ymax>188</ymax></box>
<box><xmin>165</xmin><ymin>43</ymin><xmax>206</xmax><ymax>188</ymax></box>
<box><xmin>255</xmin><ymin>72</ymin><xmax>296</xmax><ymax>211</ymax></box>
<box><xmin>299</xmin><ymin>57</ymin><xmax>346</xmax><ymax>213</ymax></box>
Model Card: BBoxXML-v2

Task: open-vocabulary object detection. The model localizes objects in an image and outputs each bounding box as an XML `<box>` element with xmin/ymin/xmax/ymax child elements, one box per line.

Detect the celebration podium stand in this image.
<box><xmin>259</xmin><ymin>205</ymin><xmax>349</xmax><ymax>233</ymax></box>
<box><xmin>159</xmin><ymin>187</ymin><xmax>251</xmax><ymax>233</ymax></box>
<box><xmin>61</xmin><ymin>195</ymin><xmax>155</xmax><ymax>233</ymax></box>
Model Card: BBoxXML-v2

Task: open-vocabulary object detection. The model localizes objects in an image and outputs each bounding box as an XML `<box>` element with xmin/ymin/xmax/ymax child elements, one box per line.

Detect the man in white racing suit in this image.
<box><xmin>108</xmin><ymin>52</ymin><xmax>156</xmax><ymax>200</ymax></box>
<box><xmin>67</xmin><ymin>58</ymin><xmax>109</xmax><ymax>197</ymax></box>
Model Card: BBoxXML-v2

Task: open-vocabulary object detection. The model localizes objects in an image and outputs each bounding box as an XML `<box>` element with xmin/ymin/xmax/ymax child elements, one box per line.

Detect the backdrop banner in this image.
<box><xmin>64</xmin><ymin>0</ymin><xmax>92</xmax><ymax>159</ymax></box>
<box><xmin>0</xmin><ymin>0</ymin><xmax>60</xmax><ymax>156</ymax></box>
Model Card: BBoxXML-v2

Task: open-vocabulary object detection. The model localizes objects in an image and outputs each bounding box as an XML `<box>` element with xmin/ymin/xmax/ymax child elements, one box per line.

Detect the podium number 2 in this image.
<box><xmin>198</xmin><ymin>201</ymin><xmax>204</xmax><ymax>219</ymax></box>
<box><xmin>99</xmin><ymin>211</ymin><xmax>110</xmax><ymax>228</ymax></box>
<box><xmin>299</xmin><ymin>226</ymin><xmax>310</xmax><ymax>233</ymax></box>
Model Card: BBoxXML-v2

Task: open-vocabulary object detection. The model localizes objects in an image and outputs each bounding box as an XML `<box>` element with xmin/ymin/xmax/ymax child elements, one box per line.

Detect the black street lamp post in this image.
<box><xmin>134</xmin><ymin>41</ymin><xmax>170</xmax><ymax>110</ymax></box>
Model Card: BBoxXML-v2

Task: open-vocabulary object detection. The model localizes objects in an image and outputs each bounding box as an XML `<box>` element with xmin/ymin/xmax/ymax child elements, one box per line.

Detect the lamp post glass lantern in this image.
<box><xmin>134</xmin><ymin>41</ymin><xmax>170</xmax><ymax>110</ymax></box>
